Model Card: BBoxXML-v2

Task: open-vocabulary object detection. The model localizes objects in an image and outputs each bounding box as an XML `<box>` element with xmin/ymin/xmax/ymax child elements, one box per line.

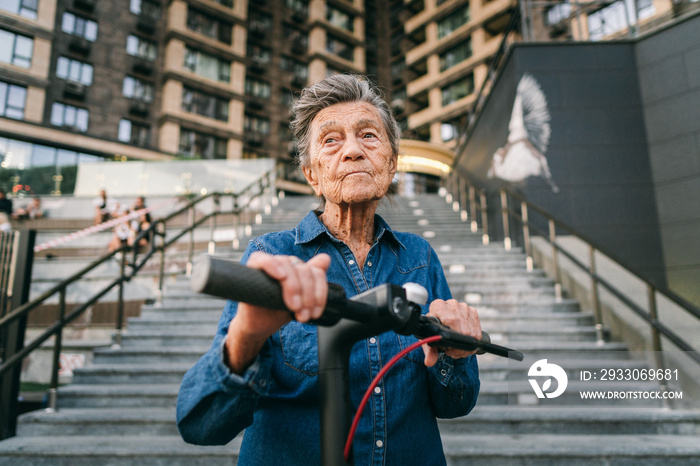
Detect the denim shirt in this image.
<box><xmin>177</xmin><ymin>211</ymin><xmax>480</xmax><ymax>465</ymax></box>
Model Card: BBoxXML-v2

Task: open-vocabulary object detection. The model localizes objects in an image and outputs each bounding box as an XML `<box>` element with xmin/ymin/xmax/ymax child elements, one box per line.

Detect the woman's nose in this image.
<box><xmin>340</xmin><ymin>136</ymin><xmax>364</xmax><ymax>161</ymax></box>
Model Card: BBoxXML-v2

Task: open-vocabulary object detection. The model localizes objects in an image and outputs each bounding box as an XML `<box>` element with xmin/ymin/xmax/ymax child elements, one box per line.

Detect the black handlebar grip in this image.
<box><xmin>190</xmin><ymin>255</ymin><xmax>289</xmax><ymax>311</ymax></box>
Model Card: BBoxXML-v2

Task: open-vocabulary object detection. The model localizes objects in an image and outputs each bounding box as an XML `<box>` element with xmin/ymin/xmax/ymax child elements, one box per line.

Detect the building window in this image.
<box><xmin>327</xmin><ymin>5</ymin><xmax>353</xmax><ymax>32</ymax></box>
<box><xmin>546</xmin><ymin>1</ymin><xmax>572</xmax><ymax>26</ymax></box>
<box><xmin>441</xmin><ymin>74</ymin><xmax>474</xmax><ymax>106</ymax></box>
<box><xmin>181</xmin><ymin>86</ymin><xmax>229</xmax><ymax>121</ymax></box>
<box><xmin>0</xmin><ymin>29</ymin><xmax>33</xmax><ymax>69</ymax></box>
<box><xmin>56</xmin><ymin>56</ymin><xmax>93</xmax><ymax>85</ymax></box>
<box><xmin>184</xmin><ymin>47</ymin><xmax>231</xmax><ymax>83</ymax></box>
<box><xmin>50</xmin><ymin>102</ymin><xmax>89</xmax><ymax>132</ymax></box>
<box><xmin>441</xmin><ymin>120</ymin><xmax>460</xmax><ymax>142</ymax></box>
<box><xmin>187</xmin><ymin>7</ymin><xmax>232</xmax><ymax>44</ymax></box>
<box><xmin>118</xmin><ymin>119</ymin><xmax>150</xmax><ymax>146</ymax></box>
<box><xmin>179</xmin><ymin>128</ymin><xmax>227</xmax><ymax>159</ymax></box>
<box><xmin>439</xmin><ymin>39</ymin><xmax>472</xmax><ymax>71</ymax></box>
<box><xmin>280</xmin><ymin>56</ymin><xmax>307</xmax><ymax>79</ymax></box>
<box><xmin>285</xmin><ymin>25</ymin><xmax>307</xmax><ymax>54</ymax></box>
<box><xmin>286</xmin><ymin>0</ymin><xmax>307</xmax><ymax>16</ymax></box>
<box><xmin>437</xmin><ymin>4</ymin><xmax>470</xmax><ymax>39</ymax></box>
<box><xmin>245</xmin><ymin>78</ymin><xmax>271</xmax><ymax>98</ymax></box>
<box><xmin>0</xmin><ymin>81</ymin><xmax>26</xmax><ymax>119</ymax></box>
<box><xmin>126</xmin><ymin>35</ymin><xmax>157</xmax><ymax>60</ymax></box>
<box><xmin>61</xmin><ymin>12</ymin><xmax>98</xmax><ymax>41</ymax></box>
<box><xmin>326</xmin><ymin>35</ymin><xmax>353</xmax><ymax>61</ymax></box>
<box><xmin>244</xmin><ymin>115</ymin><xmax>270</xmax><ymax>134</ymax></box>
<box><xmin>0</xmin><ymin>0</ymin><xmax>38</xmax><ymax>20</ymax></box>
<box><xmin>130</xmin><ymin>0</ymin><xmax>161</xmax><ymax>18</ymax></box>
<box><xmin>247</xmin><ymin>43</ymin><xmax>271</xmax><ymax>63</ymax></box>
<box><xmin>123</xmin><ymin>76</ymin><xmax>154</xmax><ymax>102</ymax></box>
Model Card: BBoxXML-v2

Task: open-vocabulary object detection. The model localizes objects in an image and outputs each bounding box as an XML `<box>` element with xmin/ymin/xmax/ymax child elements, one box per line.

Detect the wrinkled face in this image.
<box><xmin>302</xmin><ymin>101</ymin><xmax>397</xmax><ymax>206</ymax></box>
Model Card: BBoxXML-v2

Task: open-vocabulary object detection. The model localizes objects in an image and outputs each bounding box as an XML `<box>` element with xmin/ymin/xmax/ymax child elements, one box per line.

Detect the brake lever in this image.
<box><xmin>417</xmin><ymin>316</ymin><xmax>524</xmax><ymax>361</ymax></box>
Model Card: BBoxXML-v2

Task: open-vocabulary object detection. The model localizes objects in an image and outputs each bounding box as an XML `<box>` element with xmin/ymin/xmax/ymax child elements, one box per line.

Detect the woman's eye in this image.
<box><xmin>363</xmin><ymin>132</ymin><xmax>376</xmax><ymax>138</ymax></box>
<box><xmin>324</xmin><ymin>137</ymin><xmax>335</xmax><ymax>144</ymax></box>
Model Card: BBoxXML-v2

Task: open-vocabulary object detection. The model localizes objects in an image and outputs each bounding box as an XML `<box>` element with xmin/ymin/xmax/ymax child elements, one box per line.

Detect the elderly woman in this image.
<box><xmin>177</xmin><ymin>75</ymin><xmax>481</xmax><ymax>464</ymax></box>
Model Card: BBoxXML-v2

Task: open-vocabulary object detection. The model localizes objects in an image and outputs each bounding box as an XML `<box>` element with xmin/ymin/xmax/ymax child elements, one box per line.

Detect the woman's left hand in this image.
<box><xmin>422</xmin><ymin>299</ymin><xmax>482</xmax><ymax>367</ymax></box>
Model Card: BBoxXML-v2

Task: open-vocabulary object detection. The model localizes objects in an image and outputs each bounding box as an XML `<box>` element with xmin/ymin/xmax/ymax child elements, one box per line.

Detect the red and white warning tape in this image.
<box><xmin>33</xmin><ymin>198</ymin><xmax>177</xmax><ymax>253</ymax></box>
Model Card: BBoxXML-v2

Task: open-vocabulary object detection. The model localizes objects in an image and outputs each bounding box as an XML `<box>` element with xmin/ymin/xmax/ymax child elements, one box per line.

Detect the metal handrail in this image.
<box><xmin>0</xmin><ymin>164</ymin><xmax>280</xmax><ymax>418</ymax></box>
<box><xmin>499</xmin><ymin>186</ymin><xmax>700</xmax><ymax>366</ymax></box>
<box><xmin>443</xmin><ymin>171</ymin><xmax>700</xmax><ymax>379</ymax></box>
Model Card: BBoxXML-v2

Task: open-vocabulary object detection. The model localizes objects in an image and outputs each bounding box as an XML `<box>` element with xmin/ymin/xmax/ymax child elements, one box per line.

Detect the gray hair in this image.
<box><xmin>290</xmin><ymin>74</ymin><xmax>401</xmax><ymax>168</ymax></box>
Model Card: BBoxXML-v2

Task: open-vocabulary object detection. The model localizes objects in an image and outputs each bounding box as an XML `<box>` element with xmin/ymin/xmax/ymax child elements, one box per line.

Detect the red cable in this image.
<box><xmin>343</xmin><ymin>334</ymin><xmax>443</xmax><ymax>462</ymax></box>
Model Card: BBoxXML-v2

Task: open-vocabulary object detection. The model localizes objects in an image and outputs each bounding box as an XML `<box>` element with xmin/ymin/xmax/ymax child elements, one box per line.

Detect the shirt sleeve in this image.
<box><xmin>176</xmin><ymin>242</ymin><xmax>274</xmax><ymax>445</ymax></box>
<box><xmin>424</xmin><ymin>247</ymin><xmax>481</xmax><ymax>419</ymax></box>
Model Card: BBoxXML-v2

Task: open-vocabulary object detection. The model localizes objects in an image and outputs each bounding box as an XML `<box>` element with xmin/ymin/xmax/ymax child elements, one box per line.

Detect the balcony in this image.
<box><xmin>69</xmin><ymin>36</ymin><xmax>91</xmax><ymax>55</ymax></box>
<box><xmin>128</xmin><ymin>100</ymin><xmax>150</xmax><ymax>117</ymax></box>
<box><xmin>291</xmin><ymin>37</ymin><xmax>306</xmax><ymax>55</ymax></box>
<box><xmin>247</xmin><ymin>98</ymin><xmax>264</xmax><ymax>111</ymax></box>
<box><xmin>291</xmin><ymin>74</ymin><xmax>306</xmax><ymax>89</ymax></box>
<box><xmin>63</xmin><ymin>81</ymin><xmax>87</xmax><ymax>100</ymax></box>
<box><xmin>249</xmin><ymin>21</ymin><xmax>267</xmax><ymax>40</ymax></box>
<box><xmin>245</xmin><ymin>132</ymin><xmax>263</xmax><ymax>147</ymax></box>
<box><xmin>136</xmin><ymin>13</ymin><xmax>158</xmax><ymax>34</ymax></box>
<box><xmin>132</xmin><ymin>58</ymin><xmax>154</xmax><ymax>75</ymax></box>
<box><xmin>73</xmin><ymin>0</ymin><xmax>95</xmax><ymax>12</ymax></box>
<box><xmin>248</xmin><ymin>58</ymin><xmax>266</xmax><ymax>74</ymax></box>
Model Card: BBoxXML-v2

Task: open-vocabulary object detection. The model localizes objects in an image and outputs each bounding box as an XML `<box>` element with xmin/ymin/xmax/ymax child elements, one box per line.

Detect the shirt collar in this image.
<box><xmin>295</xmin><ymin>210</ymin><xmax>406</xmax><ymax>250</ymax></box>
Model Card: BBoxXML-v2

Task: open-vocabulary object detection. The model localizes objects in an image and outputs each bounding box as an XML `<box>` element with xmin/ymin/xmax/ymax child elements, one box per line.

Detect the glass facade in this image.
<box><xmin>0</xmin><ymin>136</ymin><xmax>104</xmax><ymax>195</ymax></box>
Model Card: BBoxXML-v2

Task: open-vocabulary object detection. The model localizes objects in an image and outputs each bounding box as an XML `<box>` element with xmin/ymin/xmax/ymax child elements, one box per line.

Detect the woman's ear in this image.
<box><xmin>389</xmin><ymin>154</ymin><xmax>398</xmax><ymax>178</ymax></box>
<box><xmin>302</xmin><ymin>165</ymin><xmax>322</xmax><ymax>197</ymax></box>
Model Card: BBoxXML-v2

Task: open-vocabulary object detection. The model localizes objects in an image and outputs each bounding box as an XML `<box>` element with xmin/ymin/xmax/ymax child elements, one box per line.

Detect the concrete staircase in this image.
<box><xmin>1</xmin><ymin>193</ymin><xmax>700</xmax><ymax>465</ymax></box>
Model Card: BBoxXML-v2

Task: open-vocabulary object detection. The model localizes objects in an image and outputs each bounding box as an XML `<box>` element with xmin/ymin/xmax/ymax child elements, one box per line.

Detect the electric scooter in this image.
<box><xmin>191</xmin><ymin>256</ymin><xmax>524</xmax><ymax>466</ymax></box>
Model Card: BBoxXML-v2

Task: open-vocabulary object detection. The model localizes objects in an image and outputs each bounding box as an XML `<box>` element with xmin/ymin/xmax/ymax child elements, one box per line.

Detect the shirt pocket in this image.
<box><xmin>278</xmin><ymin>322</ymin><xmax>319</xmax><ymax>376</ymax></box>
<box><xmin>397</xmin><ymin>334</ymin><xmax>424</xmax><ymax>365</ymax></box>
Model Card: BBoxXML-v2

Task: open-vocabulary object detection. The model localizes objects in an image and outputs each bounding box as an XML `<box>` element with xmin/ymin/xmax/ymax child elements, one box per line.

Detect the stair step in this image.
<box><xmin>441</xmin><ymin>434</ymin><xmax>700</xmax><ymax>465</ymax></box>
<box><xmin>93</xmin><ymin>347</ymin><xmax>208</xmax><ymax>365</ymax></box>
<box><xmin>439</xmin><ymin>406</ymin><xmax>700</xmax><ymax>435</ymax></box>
<box><xmin>72</xmin><ymin>364</ymin><xmax>191</xmax><ymax>384</ymax></box>
<box><xmin>477</xmin><ymin>380</ymin><xmax>664</xmax><ymax>406</ymax></box>
<box><xmin>17</xmin><ymin>408</ymin><xmax>180</xmax><ymax>436</ymax></box>
<box><xmin>0</xmin><ymin>435</ymin><xmax>239</xmax><ymax>466</ymax></box>
<box><xmin>56</xmin><ymin>384</ymin><xmax>180</xmax><ymax>408</ymax></box>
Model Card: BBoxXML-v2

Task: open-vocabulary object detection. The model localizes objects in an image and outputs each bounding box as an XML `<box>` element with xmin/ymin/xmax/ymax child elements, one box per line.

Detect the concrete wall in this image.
<box><xmin>456</xmin><ymin>42</ymin><xmax>666</xmax><ymax>284</ymax></box>
<box><xmin>635</xmin><ymin>13</ymin><xmax>700</xmax><ymax>306</ymax></box>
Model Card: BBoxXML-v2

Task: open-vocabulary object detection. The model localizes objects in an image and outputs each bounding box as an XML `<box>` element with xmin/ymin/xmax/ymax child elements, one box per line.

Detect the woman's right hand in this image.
<box><xmin>224</xmin><ymin>251</ymin><xmax>331</xmax><ymax>374</ymax></box>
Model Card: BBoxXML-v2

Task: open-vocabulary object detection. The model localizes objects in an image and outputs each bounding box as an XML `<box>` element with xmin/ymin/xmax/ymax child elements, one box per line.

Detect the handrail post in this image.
<box><xmin>647</xmin><ymin>284</ymin><xmax>670</xmax><ymax>406</ymax></box>
<box><xmin>208</xmin><ymin>194</ymin><xmax>220</xmax><ymax>255</ymax></box>
<box><xmin>156</xmin><ymin>221</ymin><xmax>166</xmax><ymax>306</ymax></box>
<box><xmin>46</xmin><ymin>287</ymin><xmax>66</xmax><ymax>413</ymax></box>
<box><xmin>113</xmin><ymin>250</ymin><xmax>126</xmax><ymax>349</ymax></box>
<box><xmin>500</xmin><ymin>189</ymin><xmax>511</xmax><ymax>251</ymax></box>
<box><xmin>459</xmin><ymin>176</ymin><xmax>468</xmax><ymax>222</ymax></box>
<box><xmin>186</xmin><ymin>205</ymin><xmax>195</xmax><ymax>277</ymax></box>
<box><xmin>232</xmin><ymin>194</ymin><xmax>240</xmax><ymax>250</ymax></box>
<box><xmin>445</xmin><ymin>173</ymin><xmax>453</xmax><ymax>204</ymax></box>
<box><xmin>521</xmin><ymin>201</ymin><xmax>533</xmax><ymax>272</ymax></box>
<box><xmin>0</xmin><ymin>229</ymin><xmax>35</xmax><ymax>439</ymax></box>
<box><xmin>588</xmin><ymin>245</ymin><xmax>605</xmax><ymax>345</ymax></box>
<box><xmin>469</xmin><ymin>186</ymin><xmax>477</xmax><ymax>233</ymax></box>
<box><xmin>480</xmin><ymin>191</ymin><xmax>489</xmax><ymax>245</ymax></box>
<box><xmin>451</xmin><ymin>172</ymin><xmax>460</xmax><ymax>212</ymax></box>
<box><xmin>549</xmin><ymin>219</ymin><xmax>562</xmax><ymax>301</ymax></box>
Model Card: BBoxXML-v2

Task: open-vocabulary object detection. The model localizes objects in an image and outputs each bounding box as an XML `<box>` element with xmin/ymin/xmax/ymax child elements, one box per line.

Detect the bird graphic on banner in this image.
<box><xmin>488</xmin><ymin>73</ymin><xmax>559</xmax><ymax>193</ymax></box>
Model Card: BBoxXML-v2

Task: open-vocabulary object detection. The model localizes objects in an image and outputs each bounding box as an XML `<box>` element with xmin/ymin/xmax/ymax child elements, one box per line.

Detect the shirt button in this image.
<box><xmin>259</xmin><ymin>379</ymin><xmax>267</xmax><ymax>387</ymax></box>
<box><xmin>376</xmin><ymin>440</ymin><xmax>384</xmax><ymax>448</ymax></box>
<box><xmin>348</xmin><ymin>259</ymin><xmax>355</xmax><ymax>265</ymax></box>
<box><xmin>374</xmin><ymin>387</ymin><xmax>381</xmax><ymax>394</ymax></box>
<box><xmin>369</xmin><ymin>337</ymin><xmax>376</xmax><ymax>344</ymax></box>
<box><xmin>367</xmin><ymin>261</ymin><xmax>372</xmax><ymax>267</ymax></box>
